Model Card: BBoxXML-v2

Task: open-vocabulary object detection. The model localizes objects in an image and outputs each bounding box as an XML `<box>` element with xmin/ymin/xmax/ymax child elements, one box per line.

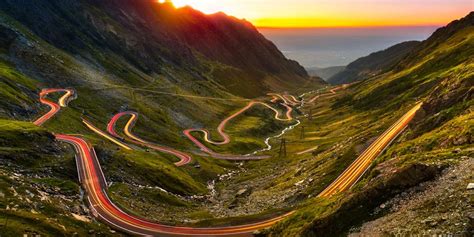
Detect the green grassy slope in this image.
<box><xmin>264</xmin><ymin>12</ymin><xmax>473</xmax><ymax>236</ymax></box>
<box><xmin>0</xmin><ymin>120</ymin><xmax>116</xmax><ymax>236</ymax></box>
<box><xmin>0</xmin><ymin>1</ymin><xmax>325</xmax><ymax>234</ymax></box>
<box><xmin>0</xmin><ymin>2</ymin><xmax>470</xmax><ymax>236</ymax></box>
<box><xmin>328</xmin><ymin>41</ymin><xmax>420</xmax><ymax>85</ymax></box>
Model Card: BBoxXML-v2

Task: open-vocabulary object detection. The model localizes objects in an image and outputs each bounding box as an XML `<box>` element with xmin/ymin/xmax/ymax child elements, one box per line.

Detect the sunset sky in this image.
<box><xmin>166</xmin><ymin>0</ymin><xmax>473</xmax><ymax>27</ymax></box>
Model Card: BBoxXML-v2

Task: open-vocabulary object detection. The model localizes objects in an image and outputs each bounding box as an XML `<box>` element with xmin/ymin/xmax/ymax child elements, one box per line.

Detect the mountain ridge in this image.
<box><xmin>328</xmin><ymin>40</ymin><xmax>420</xmax><ymax>84</ymax></box>
<box><xmin>396</xmin><ymin>11</ymin><xmax>474</xmax><ymax>70</ymax></box>
<box><xmin>0</xmin><ymin>0</ymin><xmax>312</xmax><ymax>98</ymax></box>
<box><xmin>307</xmin><ymin>66</ymin><xmax>345</xmax><ymax>80</ymax></box>
<box><xmin>0</xmin><ymin>2</ymin><xmax>471</xmax><ymax>236</ymax></box>
<box><xmin>266</xmin><ymin>11</ymin><xmax>473</xmax><ymax>236</ymax></box>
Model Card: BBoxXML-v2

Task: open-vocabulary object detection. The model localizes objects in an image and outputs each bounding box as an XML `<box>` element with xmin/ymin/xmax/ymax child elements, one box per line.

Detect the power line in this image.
<box><xmin>278</xmin><ymin>138</ymin><xmax>287</xmax><ymax>158</ymax></box>
<box><xmin>300</xmin><ymin>126</ymin><xmax>305</xmax><ymax>140</ymax></box>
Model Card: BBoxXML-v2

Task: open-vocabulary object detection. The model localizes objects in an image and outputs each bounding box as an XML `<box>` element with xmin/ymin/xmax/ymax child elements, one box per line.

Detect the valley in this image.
<box><xmin>24</xmin><ymin>79</ymin><xmax>407</xmax><ymax>236</ymax></box>
<box><xmin>0</xmin><ymin>1</ymin><xmax>472</xmax><ymax>236</ymax></box>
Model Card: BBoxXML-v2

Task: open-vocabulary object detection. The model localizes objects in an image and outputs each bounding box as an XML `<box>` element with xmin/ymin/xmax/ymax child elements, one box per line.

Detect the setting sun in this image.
<box><xmin>1</xmin><ymin>0</ymin><xmax>473</xmax><ymax>236</ymax></box>
<box><xmin>163</xmin><ymin>0</ymin><xmax>472</xmax><ymax>28</ymax></box>
<box><xmin>170</xmin><ymin>0</ymin><xmax>224</xmax><ymax>14</ymax></box>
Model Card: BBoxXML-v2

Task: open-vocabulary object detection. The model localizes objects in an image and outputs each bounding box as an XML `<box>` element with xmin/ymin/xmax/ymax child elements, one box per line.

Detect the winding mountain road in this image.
<box><xmin>306</xmin><ymin>84</ymin><xmax>349</xmax><ymax>104</ymax></box>
<box><xmin>183</xmin><ymin>100</ymin><xmax>295</xmax><ymax>160</ymax></box>
<box><xmin>35</xmin><ymin>85</ymin><xmax>420</xmax><ymax>235</ymax></box>
<box><xmin>318</xmin><ymin>102</ymin><xmax>423</xmax><ymax>197</ymax></box>
<box><xmin>267</xmin><ymin>93</ymin><xmax>294</xmax><ymax>105</ymax></box>
<box><xmin>283</xmin><ymin>95</ymin><xmax>301</xmax><ymax>105</ymax></box>
<box><xmin>33</xmin><ymin>88</ymin><xmax>75</xmax><ymax>126</ymax></box>
<box><xmin>82</xmin><ymin>118</ymin><xmax>133</xmax><ymax>150</ymax></box>
<box><xmin>84</xmin><ymin>97</ymin><xmax>297</xmax><ymax>162</ymax></box>
<box><xmin>56</xmin><ymin>133</ymin><xmax>293</xmax><ymax>236</ymax></box>
<box><xmin>107</xmin><ymin>111</ymin><xmax>192</xmax><ymax>166</ymax></box>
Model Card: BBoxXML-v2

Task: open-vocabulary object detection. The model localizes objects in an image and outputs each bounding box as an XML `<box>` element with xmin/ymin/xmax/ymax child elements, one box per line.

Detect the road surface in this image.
<box><xmin>283</xmin><ymin>95</ymin><xmax>301</xmax><ymax>106</ymax></box>
<box><xmin>306</xmin><ymin>84</ymin><xmax>350</xmax><ymax>104</ymax></box>
<box><xmin>82</xmin><ymin>118</ymin><xmax>133</xmax><ymax>150</ymax></box>
<box><xmin>33</xmin><ymin>88</ymin><xmax>75</xmax><ymax>126</ymax></box>
<box><xmin>107</xmin><ymin>111</ymin><xmax>192</xmax><ymax>166</ymax></box>
<box><xmin>183</xmin><ymin>128</ymin><xmax>271</xmax><ymax>160</ymax></box>
<box><xmin>318</xmin><ymin>103</ymin><xmax>423</xmax><ymax>197</ymax></box>
<box><xmin>267</xmin><ymin>93</ymin><xmax>294</xmax><ymax>105</ymax></box>
<box><xmin>296</xmin><ymin>146</ymin><xmax>319</xmax><ymax>155</ymax></box>
<box><xmin>56</xmin><ymin>134</ymin><xmax>293</xmax><ymax>236</ymax></box>
<box><xmin>39</xmin><ymin>86</ymin><xmax>420</xmax><ymax>235</ymax></box>
<box><xmin>184</xmin><ymin>99</ymin><xmax>294</xmax><ymax>160</ymax></box>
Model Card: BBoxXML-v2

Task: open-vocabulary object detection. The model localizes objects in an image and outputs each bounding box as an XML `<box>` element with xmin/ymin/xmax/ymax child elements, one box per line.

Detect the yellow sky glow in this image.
<box><xmin>164</xmin><ymin>0</ymin><xmax>472</xmax><ymax>28</ymax></box>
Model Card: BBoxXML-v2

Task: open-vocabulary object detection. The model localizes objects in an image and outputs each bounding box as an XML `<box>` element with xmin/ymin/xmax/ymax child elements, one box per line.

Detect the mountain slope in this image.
<box><xmin>307</xmin><ymin>66</ymin><xmax>345</xmax><ymax>80</ymax></box>
<box><xmin>328</xmin><ymin>41</ymin><xmax>420</xmax><ymax>85</ymax></box>
<box><xmin>0</xmin><ymin>1</ymin><xmax>325</xmax><ymax>235</ymax></box>
<box><xmin>397</xmin><ymin>12</ymin><xmax>474</xmax><ymax>70</ymax></box>
<box><xmin>1</xmin><ymin>1</ymin><xmax>470</xmax><ymax>236</ymax></box>
<box><xmin>266</xmin><ymin>11</ymin><xmax>473</xmax><ymax>237</ymax></box>
<box><xmin>0</xmin><ymin>0</ymin><xmax>311</xmax><ymax>98</ymax></box>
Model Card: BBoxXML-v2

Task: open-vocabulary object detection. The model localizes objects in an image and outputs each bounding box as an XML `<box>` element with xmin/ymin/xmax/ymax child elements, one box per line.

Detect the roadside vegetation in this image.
<box><xmin>0</xmin><ymin>3</ymin><xmax>472</xmax><ymax>236</ymax></box>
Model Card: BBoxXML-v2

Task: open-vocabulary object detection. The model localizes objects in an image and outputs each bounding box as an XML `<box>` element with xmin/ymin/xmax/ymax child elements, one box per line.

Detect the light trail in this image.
<box><xmin>107</xmin><ymin>111</ymin><xmax>192</xmax><ymax>166</ymax></box>
<box><xmin>82</xmin><ymin>118</ymin><xmax>133</xmax><ymax>150</ymax></box>
<box><xmin>318</xmin><ymin>103</ymin><xmax>423</xmax><ymax>197</ymax></box>
<box><xmin>56</xmin><ymin>134</ymin><xmax>294</xmax><ymax>236</ymax></box>
<box><xmin>33</xmin><ymin>88</ymin><xmax>75</xmax><ymax>126</ymax></box>
<box><xmin>184</xmin><ymin>99</ymin><xmax>294</xmax><ymax>160</ymax></box>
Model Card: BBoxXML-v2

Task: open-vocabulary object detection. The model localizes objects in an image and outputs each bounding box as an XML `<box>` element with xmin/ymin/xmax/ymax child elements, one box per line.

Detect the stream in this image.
<box><xmin>245</xmin><ymin>88</ymin><xmax>325</xmax><ymax>156</ymax></box>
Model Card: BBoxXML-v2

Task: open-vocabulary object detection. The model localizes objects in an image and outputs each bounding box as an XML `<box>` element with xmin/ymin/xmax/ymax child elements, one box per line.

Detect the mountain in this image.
<box><xmin>0</xmin><ymin>0</ymin><xmax>311</xmax><ymax>98</ymax></box>
<box><xmin>396</xmin><ymin>12</ymin><xmax>474</xmax><ymax>71</ymax></box>
<box><xmin>0</xmin><ymin>1</ymin><xmax>324</xmax><ymax>235</ymax></box>
<box><xmin>327</xmin><ymin>40</ymin><xmax>420</xmax><ymax>84</ymax></box>
<box><xmin>307</xmin><ymin>66</ymin><xmax>346</xmax><ymax>80</ymax></box>
<box><xmin>0</xmin><ymin>1</ymin><xmax>471</xmax><ymax>236</ymax></box>
<box><xmin>266</xmin><ymin>11</ymin><xmax>473</xmax><ymax>236</ymax></box>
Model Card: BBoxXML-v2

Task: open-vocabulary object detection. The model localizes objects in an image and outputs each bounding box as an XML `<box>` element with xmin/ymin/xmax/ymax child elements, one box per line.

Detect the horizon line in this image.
<box><xmin>256</xmin><ymin>24</ymin><xmax>443</xmax><ymax>30</ymax></box>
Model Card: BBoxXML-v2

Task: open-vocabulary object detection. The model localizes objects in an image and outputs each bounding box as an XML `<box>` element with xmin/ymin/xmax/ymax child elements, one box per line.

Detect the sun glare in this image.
<box><xmin>156</xmin><ymin>0</ymin><xmax>471</xmax><ymax>28</ymax></box>
<box><xmin>165</xmin><ymin>0</ymin><xmax>223</xmax><ymax>14</ymax></box>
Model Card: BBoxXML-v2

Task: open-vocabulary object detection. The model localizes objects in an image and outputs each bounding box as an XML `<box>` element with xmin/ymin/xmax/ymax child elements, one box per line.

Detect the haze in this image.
<box><xmin>168</xmin><ymin>0</ymin><xmax>472</xmax><ymax>27</ymax></box>
<box><xmin>259</xmin><ymin>26</ymin><xmax>438</xmax><ymax>68</ymax></box>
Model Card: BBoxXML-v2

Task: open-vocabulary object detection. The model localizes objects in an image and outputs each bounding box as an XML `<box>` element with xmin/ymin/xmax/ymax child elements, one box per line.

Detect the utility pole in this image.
<box><xmin>278</xmin><ymin>138</ymin><xmax>287</xmax><ymax>158</ymax></box>
<box><xmin>308</xmin><ymin>108</ymin><xmax>313</xmax><ymax>121</ymax></box>
<box><xmin>300</xmin><ymin>126</ymin><xmax>305</xmax><ymax>140</ymax></box>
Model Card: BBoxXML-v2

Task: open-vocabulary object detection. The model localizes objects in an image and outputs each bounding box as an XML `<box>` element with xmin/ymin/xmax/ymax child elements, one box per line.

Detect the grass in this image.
<box><xmin>196</xmin><ymin>102</ymin><xmax>292</xmax><ymax>154</ymax></box>
<box><xmin>0</xmin><ymin>167</ymin><xmax>112</xmax><ymax>236</ymax></box>
<box><xmin>343</xmin><ymin>26</ymin><xmax>474</xmax><ymax>114</ymax></box>
<box><xmin>193</xmin><ymin>210</ymin><xmax>293</xmax><ymax>228</ymax></box>
<box><xmin>0</xmin><ymin>60</ymin><xmax>39</xmax><ymax>119</ymax></box>
<box><xmin>32</xmin><ymin>178</ymin><xmax>79</xmax><ymax>195</ymax></box>
<box><xmin>264</xmin><ymin>18</ymin><xmax>474</xmax><ymax>237</ymax></box>
<box><xmin>0</xmin><ymin>6</ymin><xmax>472</xmax><ymax>236</ymax></box>
<box><xmin>101</xmin><ymin>148</ymin><xmax>207</xmax><ymax>195</ymax></box>
<box><xmin>381</xmin><ymin>111</ymin><xmax>473</xmax><ymax>166</ymax></box>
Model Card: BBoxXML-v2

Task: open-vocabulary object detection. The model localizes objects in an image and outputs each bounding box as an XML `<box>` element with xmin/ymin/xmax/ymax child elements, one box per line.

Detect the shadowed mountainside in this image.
<box><xmin>307</xmin><ymin>66</ymin><xmax>345</xmax><ymax>80</ymax></box>
<box><xmin>0</xmin><ymin>1</ymin><xmax>471</xmax><ymax>236</ymax></box>
<box><xmin>328</xmin><ymin>41</ymin><xmax>420</xmax><ymax>85</ymax></box>
<box><xmin>0</xmin><ymin>0</ymin><xmax>312</xmax><ymax>98</ymax></box>
<box><xmin>0</xmin><ymin>1</ymin><xmax>326</xmax><ymax>235</ymax></box>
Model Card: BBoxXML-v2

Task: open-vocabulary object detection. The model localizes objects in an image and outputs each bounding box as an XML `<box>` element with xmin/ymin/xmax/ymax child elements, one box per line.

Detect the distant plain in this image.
<box><xmin>259</xmin><ymin>26</ymin><xmax>438</xmax><ymax>68</ymax></box>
